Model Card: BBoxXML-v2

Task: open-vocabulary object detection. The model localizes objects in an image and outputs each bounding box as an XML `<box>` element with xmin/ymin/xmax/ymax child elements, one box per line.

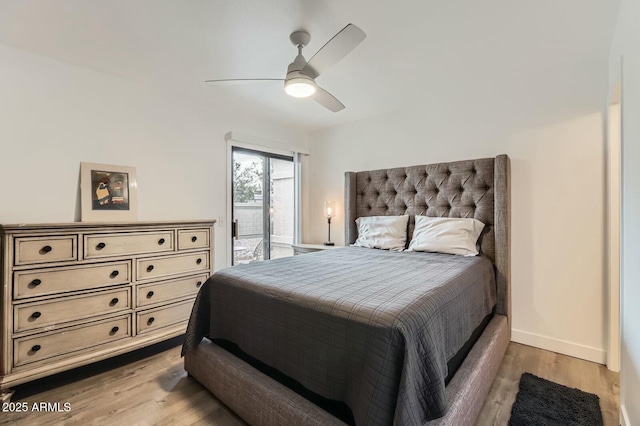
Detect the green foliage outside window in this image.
<box><xmin>233</xmin><ymin>161</ymin><xmax>263</xmax><ymax>203</ymax></box>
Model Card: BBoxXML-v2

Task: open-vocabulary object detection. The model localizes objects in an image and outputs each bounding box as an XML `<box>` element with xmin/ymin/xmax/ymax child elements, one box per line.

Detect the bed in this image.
<box><xmin>182</xmin><ymin>155</ymin><xmax>510</xmax><ymax>425</ymax></box>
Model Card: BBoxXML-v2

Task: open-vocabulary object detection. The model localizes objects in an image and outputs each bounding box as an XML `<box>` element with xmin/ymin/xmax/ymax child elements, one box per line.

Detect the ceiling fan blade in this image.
<box><xmin>314</xmin><ymin>87</ymin><xmax>345</xmax><ymax>112</ymax></box>
<box><xmin>302</xmin><ymin>24</ymin><xmax>366</xmax><ymax>79</ymax></box>
<box><xmin>205</xmin><ymin>78</ymin><xmax>283</xmax><ymax>86</ymax></box>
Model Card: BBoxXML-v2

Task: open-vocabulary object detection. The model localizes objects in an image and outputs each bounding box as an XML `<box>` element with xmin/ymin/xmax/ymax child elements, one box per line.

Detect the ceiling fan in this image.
<box><xmin>205</xmin><ymin>24</ymin><xmax>366</xmax><ymax>112</ymax></box>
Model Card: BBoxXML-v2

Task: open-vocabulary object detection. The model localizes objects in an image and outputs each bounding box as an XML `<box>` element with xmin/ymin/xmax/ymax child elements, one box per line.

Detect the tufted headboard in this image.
<box><xmin>344</xmin><ymin>155</ymin><xmax>511</xmax><ymax>319</ymax></box>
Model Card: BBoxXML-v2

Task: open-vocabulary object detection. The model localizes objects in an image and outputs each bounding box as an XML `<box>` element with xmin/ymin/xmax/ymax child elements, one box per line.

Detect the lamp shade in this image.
<box><xmin>324</xmin><ymin>201</ymin><xmax>336</xmax><ymax>218</ymax></box>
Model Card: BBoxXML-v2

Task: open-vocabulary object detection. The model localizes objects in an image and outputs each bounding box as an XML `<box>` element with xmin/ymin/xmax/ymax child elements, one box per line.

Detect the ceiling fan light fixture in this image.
<box><xmin>284</xmin><ymin>77</ymin><xmax>317</xmax><ymax>98</ymax></box>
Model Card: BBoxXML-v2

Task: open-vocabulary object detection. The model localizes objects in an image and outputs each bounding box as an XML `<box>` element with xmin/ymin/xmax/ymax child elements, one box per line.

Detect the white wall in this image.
<box><xmin>305</xmin><ymin>75</ymin><xmax>608</xmax><ymax>364</ymax></box>
<box><xmin>610</xmin><ymin>0</ymin><xmax>640</xmax><ymax>423</ymax></box>
<box><xmin>0</xmin><ymin>43</ymin><xmax>308</xmax><ymax>270</ymax></box>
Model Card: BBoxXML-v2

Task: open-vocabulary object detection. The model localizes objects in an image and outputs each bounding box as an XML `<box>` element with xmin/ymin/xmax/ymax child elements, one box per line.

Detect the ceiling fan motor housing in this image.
<box><xmin>284</xmin><ymin>38</ymin><xmax>317</xmax><ymax>98</ymax></box>
<box><xmin>287</xmin><ymin>52</ymin><xmax>308</xmax><ymax>74</ymax></box>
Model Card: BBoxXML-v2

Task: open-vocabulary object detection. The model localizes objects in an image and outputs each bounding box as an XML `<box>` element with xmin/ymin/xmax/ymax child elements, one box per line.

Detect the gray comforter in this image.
<box><xmin>182</xmin><ymin>246</ymin><xmax>496</xmax><ymax>425</ymax></box>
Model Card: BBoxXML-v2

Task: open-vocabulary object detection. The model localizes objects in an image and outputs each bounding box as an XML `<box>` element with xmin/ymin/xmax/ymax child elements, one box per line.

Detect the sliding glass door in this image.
<box><xmin>231</xmin><ymin>148</ymin><xmax>295</xmax><ymax>265</ymax></box>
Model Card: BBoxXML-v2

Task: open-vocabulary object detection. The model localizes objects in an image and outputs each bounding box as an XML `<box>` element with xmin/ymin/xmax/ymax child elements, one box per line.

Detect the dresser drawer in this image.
<box><xmin>14</xmin><ymin>261</ymin><xmax>130</xmax><ymax>299</ymax></box>
<box><xmin>177</xmin><ymin>229</ymin><xmax>210</xmax><ymax>250</ymax></box>
<box><xmin>14</xmin><ymin>236</ymin><xmax>77</xmax><ymax>266</ymax></box>
<box><xmin>136</xmin><ymin>252</ymin><xmax>209</xmax><ymax>281</ymax></box>
<box><xmin>14</xmin><ymin>288</ymin><xmax>131</xmax><ymax>333</ymax></box>
<box><xmin>84</xmin><ymin>231</ymin><xmax>174</xmax><ymax>259</ymax></box>
<box><xmin>136</xmin><ymin>300</ymin><xmax>194</xmax><ymax>334</ymax></box>
<box><xmin>137</xmin><ymin>274</ymin><xmax>207</xmax><ymax>307</ymax></box>
<box><xmin>14</xmin><ymin>315</ymin><xmax>131</xmax><ymax>367</ymax></box>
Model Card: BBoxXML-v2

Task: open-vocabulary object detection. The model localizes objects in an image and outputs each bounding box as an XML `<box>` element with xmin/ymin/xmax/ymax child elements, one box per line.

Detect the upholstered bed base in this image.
<box><xmin>185</xmin><ymin>315</ymin><xmax>509</xmax><ymax>426</ymax></box>
<box><xmin>185</xmin><ymin>340</ymin><xmax>347</xmax><ymax>425</ymax></box>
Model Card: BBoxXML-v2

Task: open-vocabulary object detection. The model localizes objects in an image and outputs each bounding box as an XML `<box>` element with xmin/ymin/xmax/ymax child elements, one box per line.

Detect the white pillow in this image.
<box><xmin>407</xmin><ymin>216</ymin><xmax>485</xmax><ymax>256</ymax></box>
<box><xmin>352</xmin><ymin>215</ymin><xmax>409</xmax><ymax>251</ymax></box>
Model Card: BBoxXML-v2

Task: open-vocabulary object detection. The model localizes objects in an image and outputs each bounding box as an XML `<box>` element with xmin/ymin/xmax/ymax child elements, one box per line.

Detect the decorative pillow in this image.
<box><xmin>352</xmin><ymin>215</ymin><xmax>409</xmax><ymax>251</ymax></box>
<box><xmin>407</xmin><ymin>216</ymin><xmax>485</xmax><ymax>256</ymax></box>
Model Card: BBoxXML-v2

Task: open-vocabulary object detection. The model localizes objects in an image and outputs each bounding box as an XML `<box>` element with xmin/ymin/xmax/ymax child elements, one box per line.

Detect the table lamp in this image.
<box><xmin>324</xmin><ymin>201</ymin><xmax>335</xmax><ymax>246</ymax></box>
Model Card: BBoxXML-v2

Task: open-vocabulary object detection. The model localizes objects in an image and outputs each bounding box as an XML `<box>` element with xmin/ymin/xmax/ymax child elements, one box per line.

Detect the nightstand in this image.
<box><xmin>291</xmin><ymin>243</ymin><xmax>340</xmax><ymax>255</ymax></box>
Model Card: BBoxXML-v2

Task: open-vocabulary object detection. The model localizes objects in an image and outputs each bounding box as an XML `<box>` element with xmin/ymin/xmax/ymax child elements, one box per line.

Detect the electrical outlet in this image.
<box><xmin>217</xmin><ymin>216</ymin><xmax>224</xmax><ymax>227</ymax></box>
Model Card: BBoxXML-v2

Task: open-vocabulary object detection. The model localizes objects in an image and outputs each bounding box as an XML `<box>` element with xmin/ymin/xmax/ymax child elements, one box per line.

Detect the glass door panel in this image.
<box><xmin>231</xmin><ymin>148</ymin><xmax>294</xmax><ymax>265</ymax></box>
<box><xmin>269</xmin><ymin>158</ymin><xmax>294</xmax><ymax>259</ymax></box>
<box><xmin>232</xmin><ymin>150</ymin><xmax>265</xmax><ymax>265</ymax></box>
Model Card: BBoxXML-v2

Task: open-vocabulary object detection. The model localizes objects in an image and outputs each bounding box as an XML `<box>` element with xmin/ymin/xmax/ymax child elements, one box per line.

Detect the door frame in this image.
<box><xmin>607</xmin><ymin>71</ymin><xmax>622</xmax><ymax>372</ymax></box>
<box><xmin>225</xmin><ymin>133</ymin><xmax>302</xmax><ymax>267</ymax></box>
<box><xmin>231</xmin><ymin>146</ymin><xmax>294</xmax><ymax>264</ymax></box>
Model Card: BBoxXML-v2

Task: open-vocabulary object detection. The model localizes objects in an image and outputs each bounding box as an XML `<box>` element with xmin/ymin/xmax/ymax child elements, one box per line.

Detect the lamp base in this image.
<box><xmin>323</xmin><ymin>242</ymin><xmax>335</xmax><ymax>246</ymax></box>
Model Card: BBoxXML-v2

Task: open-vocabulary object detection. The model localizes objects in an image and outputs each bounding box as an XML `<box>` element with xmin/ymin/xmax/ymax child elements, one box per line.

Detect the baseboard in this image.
<box><xmin>511</xmin><ymin>329</ymin><xmax>606</xmax><ymax>364</ymax></box>
<box><xmin>621</xmin><ymin>404</ymin><xmax>630</xmax><ymax>426</ymax></box>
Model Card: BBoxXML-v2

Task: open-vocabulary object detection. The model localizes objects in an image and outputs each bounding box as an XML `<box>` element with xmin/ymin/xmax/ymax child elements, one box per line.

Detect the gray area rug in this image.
<box><xmin>509</xmin><ymin>373</ymin><xmax>603</xmax><ymax>426</ymax></box>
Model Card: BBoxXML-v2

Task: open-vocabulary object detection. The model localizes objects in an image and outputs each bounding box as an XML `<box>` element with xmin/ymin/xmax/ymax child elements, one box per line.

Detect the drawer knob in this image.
<box><xmin>191</xmin><ymin>236</ymin><xmax>197</xmax><ymax>242</ymax></box>
<box><xmin>110</xmin><ymin>298</ymin><xmax>119</xmax><ymax>306</ymax></box>
<box><xmin>146</xmin><ymin>265</ymin><xmax>154</xmax><ymax>273</ymax></box>
<box><xmin>31</xmin><ymin>311</ymin><xmax>42</xmax><ymax>319</ymax></box>
<box><xmin>31</xmin><ymin>345</ymin><xmax>41</xmax><ymax>353</ymax></box>
<box><xmin>30</xmin><ymin>279</ymin><xmax>42</xmax><ymax>287</ymax></box>
<box><xmin>147</xmin><ymin>317</ymin><xmax>155</xmax><ymax>325</ymax></box>
<box><xmin>110</xmin><ymin>270</ymin><xmax>119</xmax><ymax>278</ymax></box>
<box><xmin>96</xmin><ymin>242</ymin><xmax>106</xmax><ymax>250</ymax></box>
<box><xmin>111</xmin><ymin>326</ymin><xmax>119</xmax><ymax>334</ymax></box>
<box><xmin>147</xmin><ymin>291</ymin><xmax>154</xmax><ymax>299</ymax></box>
<box><xmin>196</xmin><ymin>281</ymin><xmax>202</xmax><ymax>288</ymax></box>
<box><xmin>40</xmin><ymin>245</ymin><xmax>52</xmax><ymax>254</ymax></box>
<box><xmin>196</xmin><ymin>258</ymin><xmax>202</xmax><ymax>265</ymax></box>
<box><xmin>158</xmin><ymin>238</ymin><xmax>165</xmax><ymax>245</ymax></box>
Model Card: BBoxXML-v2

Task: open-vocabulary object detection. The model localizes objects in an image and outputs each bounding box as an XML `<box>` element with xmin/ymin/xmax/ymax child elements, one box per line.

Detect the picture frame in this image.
<box><xmin>80</xmin><ymin>162</ymin><xmax>138</xmax><ymax>222</ymax></box>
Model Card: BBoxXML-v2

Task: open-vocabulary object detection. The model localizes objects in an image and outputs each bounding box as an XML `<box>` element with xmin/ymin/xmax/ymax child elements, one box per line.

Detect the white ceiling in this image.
<box><xmin>0</xmin><ymin>0</ymin><xmax>621</xmax><ymax>133</ymax></box>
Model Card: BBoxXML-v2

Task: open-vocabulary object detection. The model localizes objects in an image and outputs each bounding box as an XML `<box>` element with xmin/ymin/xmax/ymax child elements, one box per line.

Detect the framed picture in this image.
<box><xmin>80</xmin><ymin>162</ymin><xmax>138</xmax><ymax>222</ymax></box>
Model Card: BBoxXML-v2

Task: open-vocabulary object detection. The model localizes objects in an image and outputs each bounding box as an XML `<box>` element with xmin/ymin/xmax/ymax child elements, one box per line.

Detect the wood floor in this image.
<box><xmin>476</xmin><ymin>343</ymin><xmax>619</xmax><ymax>426</ymax></box>
<box><xmin>1</xmin><ymin>339</ymin><xmax>619</xmax><ymax>426</ymax></box>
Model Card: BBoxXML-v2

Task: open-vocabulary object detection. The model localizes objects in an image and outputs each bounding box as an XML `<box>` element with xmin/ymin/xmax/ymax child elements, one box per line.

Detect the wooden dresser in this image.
<box><xmin>0</xmin><ymin>220</ymin><xmax>215</xmax><ymax>395</ymax></box>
